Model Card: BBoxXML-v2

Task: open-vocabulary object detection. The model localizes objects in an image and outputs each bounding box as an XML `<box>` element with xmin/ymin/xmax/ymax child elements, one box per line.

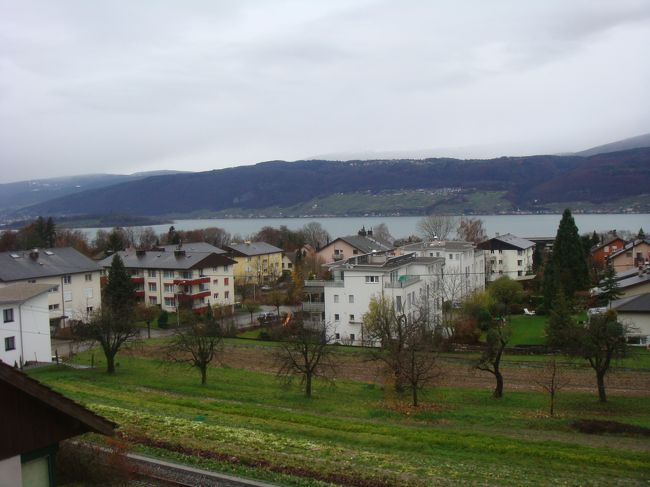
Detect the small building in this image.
<box><xmin>100</xmin><ymin>246</ymin><xmax>236</xmax><ymax>314</ymax></box>
<box><xmin>0</xmin><ymin>248</ymin><xmax>103</xmax><ymax>328</ymax></box>
<box><xmin>315</xmin><ymin>230</ymin><xmax>393</xmax><ymax>265</ymax></box>
<box><xmin>0</xmin><ymin>283</ymin><xmax>55</xmax><ymax>367</ymax></box>
<box><xmin>608</xmin><ymin>238</ymin><xmax>650</xmax><ymax>273</ymax></box>
<box><xmin>0</xmin><ymin>361</ymin><xmax>115</xmax><ymax>486</ymax></box>
<box><xmin>590</xmin><ymin>235</ymin><xmax>626</xmax><ymax>269</ymax></box>
<box><xmin>477</xmin><ymin>233</ymin><xmax>536</xmax><ymax>281</ymax></box>
<box><xmin>610</xmin><ymin>293</ymin><xmax>650</xmax><ymax>346</ymax></box>
<box><xmin>611</xmin><ymin>263</ymin><xmax>650</xmax><ymax>299</ymax></box>
<box><xmin>226</xmin><ymin>242</ymin><xmax>284</xmax><ymax>285</ymax></box>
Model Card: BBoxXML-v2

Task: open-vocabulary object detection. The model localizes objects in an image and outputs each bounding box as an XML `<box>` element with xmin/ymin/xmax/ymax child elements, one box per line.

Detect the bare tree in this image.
<box><xmin>301</xmin><ymin>222</ymin><xmax>330</xmax><ymax>250</ymax></box>
<box><xmin>166</xmin><ymin>313</ymin><xmax>223</xmax><ymax>385</ymax></box>
<box><xmin>417</xmin><ymin>214</ymin><xmax>458</xmax><ymax>240</ymax></box>
<box><xmin>362</xmin><ymin>295</ymin><xmax>439</xmax><ymax>406</ymax></box>
<box><xmin>265</xmin><ymin>290</ymin><xmax>285</xmax><ymax>318</ymax></box>
<box><xmin>534</xmin><ymin>356</ymin><xmax>570</xmax><ymax>417</ymax></box>
<box><xmin>275</xmin><ymin>320</ymin><xmax>336</xmax><ymax>398</ymax></box>
<box><xmin>135</xmin><ymin>227</ymin><xmax>158</xmax><ymax>249</ymax></box>
<box><xmin>372</xmin><ymin>223</ymin><xmax>394</xmax><ymax>245</ymax></box>
<box><xmin>135</xmin><ymin>303</ymin><xmax>158</xmax><ymax>339</ymax></box>
<box><xmin>457</xmin><ymin>217</ymin><xmax>487</xmax><ymax>244</ymax></box>
<box><xmin>242</xmin><ymin>299</ymin><xmax>260</xmax><ymax>325</ymax></box>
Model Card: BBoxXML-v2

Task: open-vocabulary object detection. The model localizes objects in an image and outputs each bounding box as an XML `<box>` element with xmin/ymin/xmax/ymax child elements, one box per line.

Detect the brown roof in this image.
<box><xmin>0</xmin><ymin>282</ymin><xmax>55</xmax><ymax>304</ymax></box>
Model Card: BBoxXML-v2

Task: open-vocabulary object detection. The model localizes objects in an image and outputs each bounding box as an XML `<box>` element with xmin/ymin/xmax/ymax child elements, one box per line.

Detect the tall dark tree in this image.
<box><xmin>599</xmin><ymin>262</ymin><xmax>622</xmax><ymax>305</ymax></box>
<box><xmin>75</xmin><ymin>254</ymin><xmax>138</xmax><ymax>373</ymax></box>
<box><xmin>544</xmin><ymin>209</ymin><xmax>589</xmax><ymax>306</ymax></box>
<box><xmin>638</xmin><ymin>228</ymin><xmax>646</xmax><ymax>239</ymax></box>
<box><xmin>45</xmin><ymin>217</ymin><xmax>56</xmax><ymax>247</ymax></box>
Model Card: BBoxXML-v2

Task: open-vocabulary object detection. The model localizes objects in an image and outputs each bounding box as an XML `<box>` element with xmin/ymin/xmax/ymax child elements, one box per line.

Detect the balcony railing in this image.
<box><xmin>332</xmin><ymin>253</ymin><xmax>344</xmax><ymax>261</ymax></box>
<box><xmin>177</xmin><ymin>290</ymin><xmax>211</xmax><ymax>302</ymax></box>
<box><xmin>131</xmin><ymin>276</ymin><xmax>144</xmax><ymax>283</ymax></box>
<box><xmin>174</xmin><ymin>276</ymin><xmax>210</xmax><ymax>286</ymax></box>
<box><xmin>302</xmin><ymin>302</ymin><xmax>325</xmax><ymax>313</ymax></box>
<box><xmin>384</xmin><ymin>275</ymin><xmax>421</xmax><ymax>288</ymax></box>
<box><xmin>304</xmin><ymin>280</ymin><xmax>345</xmax><ymax>288</ymax></box>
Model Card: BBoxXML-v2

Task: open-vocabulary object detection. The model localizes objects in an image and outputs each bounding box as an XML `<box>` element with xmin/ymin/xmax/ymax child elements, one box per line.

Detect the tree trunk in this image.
<box><xmin>305</xmin><ymin>372</ymin><xmax>312</xmax><ymax>398</ymax></box>
<box><xmin>493</xmin><ymin>370</ymin><xmax>504</xmax><ymax>398</ymax></box>
<box><xmin>201</xmin><ymin>366</ymin><xmax>207</xmax><ymax>385</ymax></box>
<box><xmin>596</xmin><ymin>370</ymin><xmax>607</xmax><ymax>403</ymax></box>
<box><xmin>106</xmin><ymin>353</ymin><xmax>116</xmax><ymax>374</ymax></box>
<box><xmin>549</xmin><ymin>390</ymin><xmax>555</xmax><ymax>417</ymax></box>
<box><xmin>412</xmin><ymin>385</ymin><xmax>418</xmax><ymax>407</ymax></box>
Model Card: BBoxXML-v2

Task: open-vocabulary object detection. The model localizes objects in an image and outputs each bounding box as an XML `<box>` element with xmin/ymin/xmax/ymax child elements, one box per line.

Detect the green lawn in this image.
<box><xmin>29</xmin><ymin>351</ymin><xmax>650</xmax><ymax>487</ymax></box>
<box><xmin>508</xmin><ymin>314</ymin><xmax>548</xmax><ymax>346</ymax></box>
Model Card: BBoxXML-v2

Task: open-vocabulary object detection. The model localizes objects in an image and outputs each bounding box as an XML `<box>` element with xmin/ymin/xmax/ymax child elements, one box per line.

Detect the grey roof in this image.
<box><xmin>0</xmin><ymin>248</ymin><xmax>102</xmax><ymax>283</ymax></box>
<box><xmin>329</xmin><ymin>251</ymin><xmax>443</xmax><ymax>272</ymax></box>
<box><xmin>400</xmin><ymin>240</ymin><xmax>475</xmax><ymax>252</ymax></box>
<box><xmin>227</xmin><ymin>241</ymin><xmax>283</xmax><ymax>256</ymax></box>
<box><xmin>611</xmin><ymin>293</ymin><xmax>650</xmax><ymax>313</ymax></box>
<box><xmin>157</xmin><ymin>242</ymin><xmax>226</xmax><ymax>254</ymax></box>
<box><xmin>336</xmin><ymin>235</ymin><xmax>392</xmax><ymax>253</ymax></box>
<box><xmin>0</xmin><ymin>283</ymin><xmax>55</xmax><ymax>304</ymax></box>
<box><xmin>608</xmin><ymin>238</ymin><xmax>650</xmax><ymax>259</ymax></box>
<box><xmin>614</xmin><ymin>270</ymin><xmax>650</xmax><ymax>290</ymax></box>
<box><xmin>490</xmin><ymin>233</ymin><xmax>535</xmax><ymax>250</ymax></box>
<box><xmin>99</xmin><ymin>250</ymin><xmax>236</xmax><ymax>270</ymax></box>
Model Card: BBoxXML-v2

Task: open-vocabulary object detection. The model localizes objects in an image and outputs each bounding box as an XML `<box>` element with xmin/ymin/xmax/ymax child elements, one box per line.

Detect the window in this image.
<box><xmin>84</xmin><ymin>273</ymin><xmax>92</xmax><ymax>282</ymax></box>
<box><xmin>498</xmin><ymin>259</ymin><xmax>503</xmax><ymax>264</ymax></box>
<box><xmin>517</xmin><ymin>250</ymin><xmax>524</xmax><ymax>256</ymax></box>
<box><xmin>626</xmin><ymin>252</ymin><xmax>632</xmax><ymax>257</ymax></box>
<box><xmin>213</xmin><ymin>267</ymin><xmax>218</xmax><ymax>272</ymax></box>
<box><xmin>349</xmin><ymin>314</ymin><xmax>355</xmax><ymax>321</ymax></box>
<box><xmin>247</xmin><ymin>256</ymin><xmax>252</xmax><ymax>262</ymax></box>
<box><xmin>448</xmin><ymin>254</ymin><xmax>453</xmax><ymax>260</ymax></box>
<box><xmin>517</xmin><ymin>260</ymin><xmax>522</xmax><ymax>266</ymax></box>
<box><xmin>518</xmin><ymin>271</ymin><xmax>523</xmax><ymax>276</ymax></box>
<box><xmin>350</xmin><ymin>333</ymin><xmax>355</xmax><ymax>341</ymax></box>
<box><xmin>349</xmin><ymin>295</ymin><xmax>354</xmax><ymax>303</ymax></box>
<box><xmin>64</xmin><ymin>291</ymin><xmax>72</xmax><ymax>302</ymax></box>
<box><xmin>148</xmin><ymin>283</ymin><xmax>157</xmax><ymax>292</ymax></box>
<box><xmin>334</xmin><ymin>313</ymin><xmax>340</xmax><ymax>321</ymax></box>
<box><xmin>3</xmin><ymin>308</ymin><xmax>14</xmax><ymax>323</ymax></box>
<box><xmin>164</xmin><ymin>270</ymin><xmax>174</xmax><ymax>278</ymax></box>
<box><xmin>181</xmin><ymin>271</ymin><xmax>192</xmax><ymax>279</ymax></box>
<box><xmin>223</xmin><ymin>265</ymin><xmax>229</xmax><ymax>272</ymax></box>
<box><xmin>429</xmin><ymin>252</ymin><xmax>434</xmax><ymax>257</ymax></box>
<box><xmin>213</xmin><ymin>293</ymin><xmax>219</xmax><ymax>299</ymax></box>
<box><xmin>5</xmin><ymin>336</ymin><xmax>15</xmax><ymax>351</ymax></box>
<box><xmin>48</xmin><ymin>304</ymin><xmax>60</xmax><ymax>311</ymax></box>
<box><xmin>224</xmin><ymin>277</ymin><xmax>229</xmax><ymax>286</ymax></box>
<box><xmin>164</xmin><ymin>297</ymin><xmax>175</xmax><ymax>307</ymax></box>
<box><xmin>63</xmin><ymin>275</ymin><xmax>71</xmax><ymax>284</ymax></box>
<box><xmin>86</xmin><ymin>306</ymin><xmax>93</xmax><ymax>314</ymax></box>
<box><xmin>365</xmin><ymin>276</ymin><xmax>379</xmax><ymax>283</ymax></box>
<box><xmin>148</xmin><ymin>270</ymin><xmax>156</xmax><ymax>277</ymax></box>
<box><xmin>224</xmin><ymin>291</ymin><xmax>230</xmax><ymax>299</ymax></box>
<box><xmin>334</xmin><ymin>294</ymin><xmax>339</xmax><ymax>303</ymax></box>
<box><xmin>352</xmin><ymin>249</ymin><xmax>359</xmax><ymax>255</ymax></box>
<box><xmin>149</xmin><ymin>296</ymin><xmax>157</xmax><ymax>305</ymax></box>
<box><xmin>335</xmin><ymin>333</ymin><xmax>340</xmax><ymax>340</ymax></box>
<box><xmin>396</xmin><ymin>296</ymin><xmax>402</xmax><ymax>312</ymax></box>
<box><xmin>48</xmin><ymin>286</ymin><xmax>59</xmax><ymax>293</ymax></box>
<box><xmin>213</xmin><ymin>279</ymin><xmax>219</xmax><ymax>285</ymax></box>
<box><xmin>164</xmin><ymin>284</ymin><xmax>174</xmax><ymax>293</ymax></box>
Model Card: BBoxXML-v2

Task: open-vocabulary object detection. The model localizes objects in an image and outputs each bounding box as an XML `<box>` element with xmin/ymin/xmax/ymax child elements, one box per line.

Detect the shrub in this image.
<box><xmin>158</xmin><ymin>310</ymin><xmax>169</xmax><ymax>329</ymax></box>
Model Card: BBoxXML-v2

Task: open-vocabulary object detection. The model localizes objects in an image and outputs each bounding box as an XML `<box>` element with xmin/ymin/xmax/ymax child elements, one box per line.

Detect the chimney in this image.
<box><xmin>174</xmin><ymin>249</ymin><xmax>186</xmax><ymax>258</ymax></box>
<box><xmin>136</xmin><ymin>249</ymin><xmax>146</xmax><ymax>257</ymax></box>
<box><xmin>29</xmin><ymin>249</ymin><xmax>39</xmax><ymax>260</ymax></box>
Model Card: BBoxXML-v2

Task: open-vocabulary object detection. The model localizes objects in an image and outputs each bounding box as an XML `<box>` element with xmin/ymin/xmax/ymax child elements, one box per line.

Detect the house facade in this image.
<box><xmin>303</xmin><ymin>251</ymin><xmax>444</xmax><ymax>346</ymax></box>
<box><xmin>0</xmin><ymin>283</ymin><xmax>54</xmax><ymax>366</ymax></box>
<box><xmin>100</xmin><ymin>247</ymin><xmax>236</xmax><ymax>314</ymax></box>
<box><xmin>315</xmin><ymin>231</ymin><xmax>393</xmax><ymax>265</ymax></box>
<box><xmin>398</xmin><ymin>240</ymin><xmax>485</xmax><ymax>302</ymax></box>
<box><xmin>608</xmin><ymin>238</ymin><xmax>650</xmax><ymax>272</ymax></box>
<box><xmin>477</xmin><ymin>234</ymin><xmax>535</xmax><ymax>281</ymax></box>
<box><xmin>611</xmin><ymin>293</ymin><xmax>650</xmax><ymax>346</ymax></box>
<box><xmin>226</xmin><ymin>242</ymin><xmax>284</xmax><ymax>285</ymax></box>
<box><xmin>0</xmin><ymin>248</ymin><xmax>103</xmax><ymax>327</ymax></box>
<box><xmin>591</xmin><ymin>236</ymin><xmax>626</xmax><ymax>269</ymax></box>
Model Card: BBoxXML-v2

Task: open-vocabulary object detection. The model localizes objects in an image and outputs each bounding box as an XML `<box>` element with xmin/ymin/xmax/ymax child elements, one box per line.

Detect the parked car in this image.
<box><xmin>260</xmin><ymin>285</ymin><xmax>272</xmax><ymax>292</ymax></box>
<box><xmin>258</xmin><ymin>312</ymin><xmax>278</xmax><ymax>322</ymax></box>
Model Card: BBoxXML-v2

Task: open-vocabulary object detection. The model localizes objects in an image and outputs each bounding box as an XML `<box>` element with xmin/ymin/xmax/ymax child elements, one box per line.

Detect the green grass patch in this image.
<box><xmin>28</xmin><ymin>350</ymin><xmax>650</xmax><ymax>487</ymax></box>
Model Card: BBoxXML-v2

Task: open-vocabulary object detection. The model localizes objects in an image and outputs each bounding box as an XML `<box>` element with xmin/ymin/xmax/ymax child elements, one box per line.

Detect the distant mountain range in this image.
<box><xmin>1</xmin><ymin>136</ymin><xmax>649</xmax><ymax>223</ymax></box>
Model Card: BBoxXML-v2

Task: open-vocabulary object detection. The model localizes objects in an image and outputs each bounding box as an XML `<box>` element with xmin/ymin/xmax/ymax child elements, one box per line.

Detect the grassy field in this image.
<box><xmin>29</xmin><ymin>346</ymin><xmax>650</xmax><ymax>487</ymax></box>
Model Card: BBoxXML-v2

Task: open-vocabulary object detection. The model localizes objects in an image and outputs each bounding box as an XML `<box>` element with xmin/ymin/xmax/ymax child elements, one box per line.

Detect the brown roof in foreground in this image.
<box><xmin>0</xmin><ymin>362</ymin><xmax>115</xmax><ymax>460</ymax></box>
<box><xmin>0</xmin><ymin>282</ymin><xmax>56</xmax><ymax>304</ymax></box>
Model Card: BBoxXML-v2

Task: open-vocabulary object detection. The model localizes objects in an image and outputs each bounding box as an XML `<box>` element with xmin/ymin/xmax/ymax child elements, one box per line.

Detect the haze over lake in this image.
<box><xmin>79</xmin><ymin>214</ymin><xmax>649</xmax><ymax>241</ymax></box>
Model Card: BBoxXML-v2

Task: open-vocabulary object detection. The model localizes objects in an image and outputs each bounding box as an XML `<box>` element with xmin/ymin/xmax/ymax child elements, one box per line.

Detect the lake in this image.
<box><xmin>78</xmin><ymin>214</ymin><xmax>650</xmax><ymax>240</ymax></box>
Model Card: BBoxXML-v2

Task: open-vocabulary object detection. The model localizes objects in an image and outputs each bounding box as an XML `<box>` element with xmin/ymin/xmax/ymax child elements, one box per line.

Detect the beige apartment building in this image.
<box><xmin>0</xmin><ymin>248</ymin><xmax>103</xmax><ymax>327</ymax></box>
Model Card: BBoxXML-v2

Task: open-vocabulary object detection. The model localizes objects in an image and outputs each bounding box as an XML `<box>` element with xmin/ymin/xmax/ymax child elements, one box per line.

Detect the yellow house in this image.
<box><xmin>226</xmin><ymin>241</ymin><xmax>284</xmax><ymax>285</ymax></box>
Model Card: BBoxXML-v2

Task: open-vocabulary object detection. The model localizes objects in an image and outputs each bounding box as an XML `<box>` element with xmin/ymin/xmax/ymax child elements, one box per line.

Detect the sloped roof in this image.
<box><xmin>591</xmin><ymin>235</ymin><xmax>625</xmax><ymax>252</ymax></box>
<box><xmin>0</xmin><ymin>248</ymin><xmax>102</xmax><ymax>283</ymax></box>
<box><xmin>335</xmin><ymin>235</ymin><xmax>392</xmax><ymax>253</ymax></box>
<box><xmin>227</xmin><ymin>242</ymin><xmax>283</xmax><ymax>256</ymax></box>
<box><xmin>0</xmin><ymin>283</ymin><xmax>55</xmax><ymax>304</ymax></box>
<box><xmin>608</xmin><ymin>238</ymin><xmax>650</xmax><ymax>259</ymax></box>
<box><xmin>611</xmin><ymin>293</ymin><xmax>650</xmax><ymax>312</ymax></box>
<box><xmin>99</xmin><ymin>250</ymin><xmax>236</xmax><ymax>270</ymax></box>
<box><xmin>480</xmin><ymin>233</ymin><xmax>535</xmax><ymax>250</ymax></box>
<box><xmin>400</xmin><ymin>240</ymin><xmax>475</xmax><ymax>252</ymax></box>
<box><xmin>157</xmin><ymin>242</ymin><xmax>226</xmax><ymax>254</ymax></box>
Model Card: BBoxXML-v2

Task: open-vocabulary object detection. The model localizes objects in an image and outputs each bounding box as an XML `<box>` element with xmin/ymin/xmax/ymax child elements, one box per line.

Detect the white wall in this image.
<box><xmin>0</xmin><ymin>293</ymin><xmax>52</xmax><ymax>365</ymax></box>
<box><xmin>486</xmin><ymin>247</ymin><xmax>534</xmax><ymax>281</ymax></box>
<box><xmin>0</xmin><ymin>455</ymin><xmax>22</xmax><ymax>487</ymax></box>
<box><xmin>619</xmin><ymin>312</ymin><xmax>650</xmax><ymax>345</ymax></box>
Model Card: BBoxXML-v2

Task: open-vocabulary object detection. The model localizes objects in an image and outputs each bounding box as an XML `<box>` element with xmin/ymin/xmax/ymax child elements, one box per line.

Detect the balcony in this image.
<box><xmin>176</xmin><ymin>290</ymin><xmax>211</xmax><ymax>302</ymax></box>
<box><xmin>332</xmin><ymin>253</ymin><xmax>344</xmax><ymax>261</ymax></box>
<box><xmin>174</xmin><ymin>276</ymin><xmax>210</xmax><ymax>286</ymax></box>
<box><xmin>134</xmin><ymin>290</ymin><xmax>145</xmax><ymax>298</ymax></box>
<box><xmin>384</xmin><ymin>275</ymin><xmax>421</xmax><ymax>288</ymax></box>
<box><xmin>131</xmin><ymin>276</ymin><xmax>144</xmax><ymax>284</ymax></box>
<box><xmin>304</xmin><ymin>280</ymin><xmax>344</xmax><ymax>289</ymax></box>
<box><xmin>302</xmin><ymin>301</ymin><xmax>325</xmax><ymax>313</ymax></box>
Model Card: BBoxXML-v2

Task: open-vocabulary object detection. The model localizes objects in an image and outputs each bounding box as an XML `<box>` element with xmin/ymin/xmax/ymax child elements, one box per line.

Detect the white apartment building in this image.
<box><xmin>477</xmin><ymin>233</ymin><xmax>536</xmax><ymax>281</ymax></box>
<box><xmin>0</xmin><ymin>248</ymin><xmax>103</xmax><ymax>327</ymax></box>
<box><xmin>100</xmin><ymin>246</ymin><xmax>237</xmax><ymax>314</ymax></box>
<box><xmin>1</xmin><ymin>283</ymin><xmax>54</xmax><ymax>366</ymax></box>
<box><xmin>304</xmin><ymin>251</ymin><xmax>444</xmax><ymax>346</ymax></box>
<box><xmin>398</xmin><ymin>240</ymin><xmax>485</xmax><ymax>303</ymax></box>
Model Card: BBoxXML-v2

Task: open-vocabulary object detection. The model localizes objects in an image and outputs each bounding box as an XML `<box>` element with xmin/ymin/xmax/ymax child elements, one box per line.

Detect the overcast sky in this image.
<box><xmin>1</xmin><ymin>1</ymin><xmax>649</xmax><ymax>183</ymax></box>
